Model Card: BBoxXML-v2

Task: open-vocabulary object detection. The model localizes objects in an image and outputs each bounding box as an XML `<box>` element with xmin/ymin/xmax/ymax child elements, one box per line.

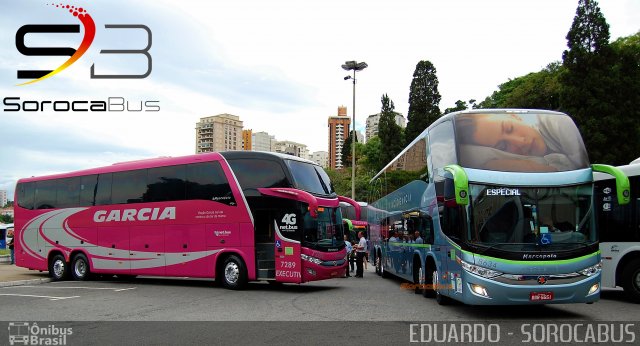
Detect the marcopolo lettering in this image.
<box><xmin>487</xmin><ymin>188</ymin><xmax>521</xmax><ymax>196</ymax></box>
<box><xmin>93</xmin><ymin>207</ymin><xmax>176</xmax><ymax>222</ymax></box>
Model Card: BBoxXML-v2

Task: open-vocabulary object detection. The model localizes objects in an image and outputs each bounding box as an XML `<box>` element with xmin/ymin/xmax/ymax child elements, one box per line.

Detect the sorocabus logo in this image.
<box><xmin>15</xmin><ymin>3</ymin><xmax>152</xmax><ymax>86</ymax></box>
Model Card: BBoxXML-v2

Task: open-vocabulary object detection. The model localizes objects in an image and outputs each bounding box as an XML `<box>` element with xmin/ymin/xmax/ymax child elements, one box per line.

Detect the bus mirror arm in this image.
<box><xmin>338</xmin><ymin>195</ymin><xmax>361</xmax><ymax>220</ymax></box>
<box><xmin>257</xmin><ymin>187</ymin><xmax>321</xmax><ymax>218</ymax></box>
<box><xmin>444</xmin><ymin>164</ymin><xmax>470</xmax><ymax>206</ymax></box>
<box><xmin>592</xmin><ymin>164</ymin><xmax>631</xmax><ymax>205</ymax></box>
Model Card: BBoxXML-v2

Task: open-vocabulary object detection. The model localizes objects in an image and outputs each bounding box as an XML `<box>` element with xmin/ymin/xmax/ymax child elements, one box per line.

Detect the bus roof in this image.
<box><xmin>17</xmin><ymin>151</ymin><xmax>317</xmax><ymax>183</ymax></box>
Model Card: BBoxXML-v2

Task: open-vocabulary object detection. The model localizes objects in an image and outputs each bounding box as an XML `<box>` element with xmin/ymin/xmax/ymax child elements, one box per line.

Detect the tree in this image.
<box><xmin>477</xmin><ymin>63</ymin><xmax>563</xmax><ymax>110</ymax></box>
<box><xmin>378</xmin><ymin>94</ymin><xmax>405</xmax><ymax>166</ymax></box>
<box><xmin>559</xmin><ymin>0</ymin><xmax>630</xmax><ymax>164</ymax></box>
<box><xmin>360</xmin><ymin>136</ymin><xmax>384</xmax><ymax>173</ymax></box>
<box><xmin>341</xmin><ymin>130</ymin><xmax>355</xmax><ymax>168</ymax></box>
<box><xmin>443</xmin><ymin>100</ymin><xmax>474</xmax><ymax>114</ymax></box>
<box><xmin>405</xmin><ymin>60</ymin><xmax>441</xmax><ymax>145</ymax></box>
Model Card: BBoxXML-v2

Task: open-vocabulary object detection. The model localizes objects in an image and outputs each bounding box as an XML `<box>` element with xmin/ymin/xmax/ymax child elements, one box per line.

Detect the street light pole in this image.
<box><xmin>342</xmin><ymin>60</ymin><xmax>367</xmax><ymax>200</ymax></box>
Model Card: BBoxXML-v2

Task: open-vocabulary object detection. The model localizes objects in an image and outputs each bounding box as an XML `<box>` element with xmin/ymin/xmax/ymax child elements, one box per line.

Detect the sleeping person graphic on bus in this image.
<box><xmin>454</xmin><ymin>112</ymin><xmax>589</xmax><ymax>172</ymax></box>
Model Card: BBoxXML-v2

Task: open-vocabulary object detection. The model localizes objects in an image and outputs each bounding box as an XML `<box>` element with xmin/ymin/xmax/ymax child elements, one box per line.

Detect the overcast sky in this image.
<box><xmin>1</xmin><ymin>0</ymin><xmax>639</xmax><ymax>200</ymax></box>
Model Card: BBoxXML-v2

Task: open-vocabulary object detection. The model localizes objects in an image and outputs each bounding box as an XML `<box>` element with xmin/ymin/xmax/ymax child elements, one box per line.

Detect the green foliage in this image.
<box><xmin>341</xmin><ymin>130</ymin><xmax>355</xmax><ymax>168</ymax></box>
<box><xmin>325</xmin><ymin>167</ymin><xmax>375</xmax><ymax>201</ymax></box>
<box><xmin>477</xmin><ymin>63</ymin><xmax>563</xmax><ymax>110</ymax></box>
<box><xmin>378</xmin><ymin>94</ymin><xmax>405</xmax><ymax>166</ymax></box>
<box><xmin>443</xmin><ymin>99</ymin><xmax>478</xmax><ymax>114</ymax></box>
<box><xmin>360</xmin><ymin>136</ymin><xmax>384</xmax><ymax>173</ymax></box>
<box><xmin>0</xmin><ymin>215</ymin><xmax>13</xmax><ymax>224</ymax></box>
<box><xmin>406</xmin><ymin>60</ymin><xmax>441</xmax><ymax>145</ymax></box>
<box><xmin>559</xmin><ymin>0</ymin><xmax>639</xmax><ymax>165</ymax></box>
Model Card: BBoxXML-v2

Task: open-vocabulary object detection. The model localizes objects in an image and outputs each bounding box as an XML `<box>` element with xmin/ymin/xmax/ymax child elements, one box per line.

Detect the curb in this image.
<box><xmin>0</xmin><ymin>277</ymin><xmax>52</xmax><ymax>288</ymax></box>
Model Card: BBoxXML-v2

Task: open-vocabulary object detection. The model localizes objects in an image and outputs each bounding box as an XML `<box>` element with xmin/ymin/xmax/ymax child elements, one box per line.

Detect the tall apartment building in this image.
<box><xmin>242</xmin><ymin>129</ymin><xmax>252</xmax><ymax>151</ymax></box>
<box><xmin>195</xmin><ymin>114</ymin><xmax>243</xmax><ymax>153</ymax></box>
<box><xmin>327</xmin><ymin>106</ymin><xmax>351</xmax><ymax>169</ymax></box>
<box><xmin>309</xmin><ymin>151</ymin><xmax>329</xmax><ymax>168</ymax></box>
<box><xmin>365</xmin><ymin>112</ymin><xmax>406</xmax><ymax>142</ymax></box>
<box><xmin>274</xmin><ymin>140</ymin><xmax>309</xmax><ymax>159</ymax></box>
<box><xmin>0</xmin><ymin>190</ymin><xmax>7</xmax><ymax>207</ymax></box>
<box><xmin>252</xmin><ymin>131</ymin><xmax>276</xmax><ymax>152</ymax></box>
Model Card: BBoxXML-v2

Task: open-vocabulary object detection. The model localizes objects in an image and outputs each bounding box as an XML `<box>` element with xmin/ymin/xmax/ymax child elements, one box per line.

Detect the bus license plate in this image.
<box><xmin>530</xmin><ymin>292</ymin><xmax>553</xmax><ymax>301</ymax></box>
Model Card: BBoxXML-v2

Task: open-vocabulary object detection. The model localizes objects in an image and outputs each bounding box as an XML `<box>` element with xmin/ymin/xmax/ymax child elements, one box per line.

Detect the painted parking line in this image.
<box><xmin>19</xmin><ymin>285</ymin><xmax>136</xmax><ymax>291</ymax></box>
<box><xmin>0</xmin><ymin>293</ymin><xmax>80</xmax><ymax>301</ymax></box>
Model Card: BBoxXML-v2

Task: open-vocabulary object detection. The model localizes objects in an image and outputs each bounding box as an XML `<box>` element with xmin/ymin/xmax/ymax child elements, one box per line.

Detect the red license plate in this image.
<box><xmin>530</xmin><ymin>292</ymin><xmax>554</xmax><ymax>301</ymax></box>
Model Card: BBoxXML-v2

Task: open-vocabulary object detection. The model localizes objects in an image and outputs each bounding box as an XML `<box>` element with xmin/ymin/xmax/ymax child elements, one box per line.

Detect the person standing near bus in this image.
<box><xmin>6</xmin><ymin>227</ymin><xmax>14</xmax><ymax>265</ymax></box>
<box><xmin>354</xmin><ymin>231</ymin><xmax>367</xmax><ymax>278</ymax></box>
<box><xmin>343</xmin><ymin>235</ymin><xmax>352</xmax><ymax>277</ymax></box>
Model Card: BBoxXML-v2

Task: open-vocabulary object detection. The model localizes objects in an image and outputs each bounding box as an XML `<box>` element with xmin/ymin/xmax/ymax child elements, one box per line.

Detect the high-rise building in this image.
<box><xmin>309</xmin><ymin>151</ymin><xmax>329</xmax><ymax>168</ymax></box>
<box><xmin>328</xmin><ymin>106</ymin><xmax>351</xmax><ymax>169</ymax></box>
<box><xmin>365</xmin><ymin>112</ymin><xmax>406</xmax><ymax>142</ymax></box>
<box><xmin>0</xmin><ymin>190</ymin><xmax>6</xmax><ymax>207</ymax></box>
<box><xmin>242</xmin><ymin>129</ymin><xmax>252</xmax><ymax>151</ymax></box>
<box><xmin>274</xmin><ymin>140</ymin><xmax>309</xmax><ymax>159</ymax></box>
<box><xmin>252</xmin><ymin>131</ymin><xmax>276</xmax><ymax>152</ymax></box>
<box><xmin>195</xmin><ymin>114</ymin><xmax>243</xmax><ymax>153</ymax></box>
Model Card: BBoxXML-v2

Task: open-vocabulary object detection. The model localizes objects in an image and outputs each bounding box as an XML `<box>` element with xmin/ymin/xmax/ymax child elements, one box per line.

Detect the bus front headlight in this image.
<box><xmin>461</xmin><ymin>259</ymin><xmax>503</xmax><ymax>279</ymax></box>
<box><xmin>579</xmin><ymin>262</ymin><xmax>602</xmax><ymax>277</ymax></box>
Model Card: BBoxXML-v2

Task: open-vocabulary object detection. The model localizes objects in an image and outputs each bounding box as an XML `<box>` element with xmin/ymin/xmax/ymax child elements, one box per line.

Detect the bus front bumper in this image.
<box><xmin>455</xmin><ymin>271</ymin><xmax>600</xmax><ymax>305</ymax></box>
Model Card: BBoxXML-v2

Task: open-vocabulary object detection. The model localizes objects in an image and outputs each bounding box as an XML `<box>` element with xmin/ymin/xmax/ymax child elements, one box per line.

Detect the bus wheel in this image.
<box><xmin>413</xmin><ymin>262</ymin><xmax>423</xmax><ymax>294</ymax></box>
<box><xmin>222</xmin><ymin>255</ymin><xmax>247</xmax><ymax>290</ymax></box>
<box><xmin>49</xmin><ymin>254</ymin><xmax>69</xmax><ymax>281</ymax></box>
<box><xmin>375</xmin><ymin>254</ymin><xmax>382</xmax><ymax>276</ymax></box>
<box><xmin>423</xmin><ymin>267</ymin><xmax>435</xmax><ymax>298</ymax></box>
<box><xmin>622</xmin><ymin>259</ymin><xmax>640</xmax><ymax>303</ymax></box>
<box><xmin>71</xmin><ymin>253</ymin><xmax>91</xmax><ymax>281</ymax></box>
<box><xmin>380</xmin><ymin>256</ymin><xmax>389</xmax><ymax>278</ymax></box>
<box><xmin>433</xmin><ymin>270</ymin><xmax>450</xmax><ymax>305</ymax></box>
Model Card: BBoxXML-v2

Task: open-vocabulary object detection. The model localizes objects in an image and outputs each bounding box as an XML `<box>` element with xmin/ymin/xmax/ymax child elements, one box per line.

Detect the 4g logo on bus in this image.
<box><xmin>15</xmin><ymin>3</ymin><xmax>151</xmax><ymax>86</ymax></box>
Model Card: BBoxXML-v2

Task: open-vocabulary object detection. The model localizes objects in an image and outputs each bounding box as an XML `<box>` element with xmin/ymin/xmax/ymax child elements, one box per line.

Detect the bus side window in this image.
<box><xmin>95</xmin><ymin>173</ymin><xmax>113</xmax><ymax>206</ymax></box>
<box><xmin>17</xmin><ymin>182</ymin><xmax>35</xmax><ymax>210</ymax></box>
<box><xmin>423</xmin><ymin>216</ymin><xmax>434</xmax><ymax>244</ymax></box>
<box><xmin>35</xmin><ymin>179</ymin><xmax>57</xmax><ymax>209</ymax></box>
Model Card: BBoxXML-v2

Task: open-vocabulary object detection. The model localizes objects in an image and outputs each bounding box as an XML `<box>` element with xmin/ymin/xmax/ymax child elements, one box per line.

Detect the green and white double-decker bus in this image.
<box><xmin>368</xmin><ymin>109</ymin><xmax>629</xmax><ymax>305</ymax></box>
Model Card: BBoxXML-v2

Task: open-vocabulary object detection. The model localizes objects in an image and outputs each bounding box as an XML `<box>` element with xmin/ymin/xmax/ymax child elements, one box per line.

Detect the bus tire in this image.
<box><xmin>49</xmin><ymin>254</ymin><xmax>69</xmax><ymax>281</ymax></box>
<box><xmin>423</xmin><ymin>265</ymin><xmax>435</xmax><ymax>298</ymax></box>
<box><xmin>375</xmin><ymin>252</ymin><xmax>382</xmax><ymax>276</ymax></box>
<box><xmin>380</xmin><ymin>256</ymin><xmax>389</xmax><ymax>278</ymax></box>
<box><xmin>621</xmin><ymin>259</ymin><xmax>640</xmax><ymax>303</ymax></box>
<box><xmin>413</xmin><ymin>261</ymin><xmax>423</xmax><ymax>294</ymax></box>
<box><xmin>71</xmin><ymin>253</ymin><xmax>91</xmax><ymax>281</ymax></box>
<box><xmin>222</xmin><ymin>255</ymin><xmax>248</xmax><ymax>290</ymax></box>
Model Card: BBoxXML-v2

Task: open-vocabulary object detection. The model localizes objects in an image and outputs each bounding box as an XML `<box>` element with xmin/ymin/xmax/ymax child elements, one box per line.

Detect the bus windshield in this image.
<box><xmin>286</xmin><ymin>160</ymin><xmax>335</xmax><ymax>196</ymax></box>
<box><xmin>467</xmin><ymin>183</ymin><xmax>595</xmax><ymax>251</ymax></box>
<box><xmin>301</xmin><ymin>206</ymin><xmax>344</xmax><ymax>250</ymax></box>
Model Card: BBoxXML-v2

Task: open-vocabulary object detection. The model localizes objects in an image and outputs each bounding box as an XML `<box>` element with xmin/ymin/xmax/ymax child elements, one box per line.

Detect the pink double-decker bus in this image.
<box><xmin>14</xmin><ymin>151</ymin><xmax>359</xmax><ymax>289</ymax></box>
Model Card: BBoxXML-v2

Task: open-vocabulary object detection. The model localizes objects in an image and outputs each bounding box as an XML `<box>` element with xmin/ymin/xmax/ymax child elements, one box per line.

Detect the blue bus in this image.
<box><xmin>368</xmin><ymin>109</ymin><xmax>630</xmax><ymax>305</ymax></box>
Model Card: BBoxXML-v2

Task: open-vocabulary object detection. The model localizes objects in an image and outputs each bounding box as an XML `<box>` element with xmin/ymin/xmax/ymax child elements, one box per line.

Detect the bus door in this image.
<box><xmin>274</xmin><ymin>210</ymin><xmax>302</xmax><ymax>283</ymax></box>
<box><xmin>253</xmin><ymin>209</ymin><xmax>276</xmax><ymax>280</ymax></box>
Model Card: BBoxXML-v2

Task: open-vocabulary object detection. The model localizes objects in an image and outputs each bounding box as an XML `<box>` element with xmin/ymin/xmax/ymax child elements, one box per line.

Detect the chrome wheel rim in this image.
<box><xmin>75</xmin><ymin>259</ymin><xmax>87</xmax><ymax>278</ymax></box>
<box><xmin>225</xmin><ymin>262</ymin><xmax>240</xmax><ymax>284</ymax></box>
<box><xmin>53</xmin><ymin>259</ymin><xmax>65</xmax><ymax>278</ymax></box>
<box><xmin>634</xmin><ymin>271</ymin><xmax>640</xmax><ymax>290</ymax></box>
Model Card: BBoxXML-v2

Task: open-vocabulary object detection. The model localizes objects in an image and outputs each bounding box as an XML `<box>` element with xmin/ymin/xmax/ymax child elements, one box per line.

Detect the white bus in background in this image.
<box><xmin>595</xmin><ymin>162</ymin><xmax>640</xmax><ymax>303</ymax></box>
